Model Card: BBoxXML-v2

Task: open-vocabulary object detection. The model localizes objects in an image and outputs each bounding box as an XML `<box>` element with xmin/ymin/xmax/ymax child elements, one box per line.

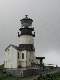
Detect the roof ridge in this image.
<box><xmin>5</xmin><ymin>44</ymin><xmax>18</xmax><ymax>51</ymax></box>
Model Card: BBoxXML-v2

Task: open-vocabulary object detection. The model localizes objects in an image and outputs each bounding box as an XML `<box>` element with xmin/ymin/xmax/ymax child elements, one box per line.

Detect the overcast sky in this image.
<box><xmin>0</xmin><ymin>0</ymin><xmax>60</xmax><ymax>66</ymax></box>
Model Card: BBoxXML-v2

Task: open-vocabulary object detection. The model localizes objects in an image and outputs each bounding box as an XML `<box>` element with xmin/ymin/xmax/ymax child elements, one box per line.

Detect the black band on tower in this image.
<box><xmin>18</xmin><ymin>28</ymin><xmax>35</xmax><ymax>37</ymax></box>
<box><xmin>18</xmin><ymin>44</ymin><xmax>35</xmax><ymax>51</ymax></box>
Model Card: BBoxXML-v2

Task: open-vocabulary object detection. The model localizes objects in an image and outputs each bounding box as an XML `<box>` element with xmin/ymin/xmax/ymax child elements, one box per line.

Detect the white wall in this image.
<box><xmin>4</xmin><ymin>47</ymin><xmax>17</xmax><ymax>68</ymax></box>
<box><xmin>17</xmin><ymin>50</ymin><xmax>36</xmax><ymax>67</ymax></box>
<box><xmin>4</xmin><ymin>47</ymin><xmax>36</xmax><ymax>68</ymax></box>
<box><xmin>26</xmin><ymin>51</ymin><xmax>31</xmax><ymax>67</ymax></box>
<box><xmin>17</xmin><ymin>50</ymin><xmax>26</xmax><ymax>67</ymax></box>
<box><xmin>18</xmin><ymin>35</ymin><xmax>34</xmax><ymax>44</ymax></box>
<box><xmin>26</xmin><ymin>51</ymin><xmax>36</xmax><ymax>67</ymax></box>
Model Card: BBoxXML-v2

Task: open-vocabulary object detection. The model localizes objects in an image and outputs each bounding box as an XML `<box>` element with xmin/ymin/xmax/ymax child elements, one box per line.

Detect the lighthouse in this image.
<box><xmin>17</xmin><ymin>15</ymin><xmax>35</xmax><ymax>67</ymax></box>
<box><xmin>4</xmin><ymin>15</ymin><xmax>46</xmax><ymax>77</ymax></box>
<box><xmin>4</xmin><ymin>15</ymin><xmax>36</xmax><ymax>68</ymax></box>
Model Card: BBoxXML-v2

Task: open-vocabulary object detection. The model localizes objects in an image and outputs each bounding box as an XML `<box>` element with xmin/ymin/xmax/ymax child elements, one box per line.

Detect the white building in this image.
<box><xmin>4</xmin><ymin>15</ymin><xmax>36</xmax><ymax>68</ymax></box>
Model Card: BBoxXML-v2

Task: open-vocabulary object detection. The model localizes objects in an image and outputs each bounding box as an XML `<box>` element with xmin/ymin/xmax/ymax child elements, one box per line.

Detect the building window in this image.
<box><xmin>18</xmin><ymin>52</ymin><xmax>19</xmax><ymax>59</ymax></box>
<box><xmin>22</xmin><ymin>53</ymin><xmax>24</xmax><ymax>59</ymax></box>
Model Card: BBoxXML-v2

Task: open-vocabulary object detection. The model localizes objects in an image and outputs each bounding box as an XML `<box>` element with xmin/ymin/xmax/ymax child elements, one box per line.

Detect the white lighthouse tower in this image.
<box><xmin>17</xmin><ymin>15</ymin><xmax>35</xmax><ymax>68</ymax></box>
<box><xmin>4</xmin><ymin>15</ymin><xmax>36</xmax><ymax>69</ymax></box>
<box><xmin>4</xmin><ymin>15</ymin><xmax>45</xmax><ymax>77</ymax></box>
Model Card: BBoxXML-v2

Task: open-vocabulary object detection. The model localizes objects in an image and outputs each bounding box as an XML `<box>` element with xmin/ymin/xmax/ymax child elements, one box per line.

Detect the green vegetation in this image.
<box><xmin>37</xmin><ymin>73</ymin><xmax>60</xmax><ymax>80</ymax></box>
<box><xmin>0</xmin><ymin>64</ymin><xmax>16</xmax><ymax>80</ymax></box>
<box><xmin>0</xmin><ymin>64</ymin><xmax>4</xmax><ymax>69</ymax></box>
<box><xmin>0</xmin><ymin>71</ymin><xmax>60</xmax><ymax>80</ymax></box>
<box><xmin>0</xmin><ymin>70</ymin><xmax>16</xmax><ymax>80</ymax></box>
<box><xmin>0</xmin><ymin>64</ymin><xmax>60</xmax><ymax>80</ymax></box>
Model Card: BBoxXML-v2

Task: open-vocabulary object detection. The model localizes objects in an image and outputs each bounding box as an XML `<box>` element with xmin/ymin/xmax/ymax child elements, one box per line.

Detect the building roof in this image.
<box><xmin>5</xmin><ymin>44</ymin><xmax>19</xmax><ymax>51</ymax></box>
<box><xmin>36</xmin><ymin>57</ymin><xmax>45</xmax><ymax>59</ymax></box>
<box><xmin>5</xmin><ymin>44</ymin><xmax>35</xmax><ymax>51</ymax></box>
<box><xmin>20</xmin><ymin>15</ymin><xmax>33</xmax><ymax>22</ymax></box>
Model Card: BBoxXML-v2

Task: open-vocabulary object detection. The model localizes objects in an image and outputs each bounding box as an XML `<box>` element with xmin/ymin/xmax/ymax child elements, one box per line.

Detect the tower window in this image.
<box><xmin>18</xmin><ymin>52</ymin><xmax>19</xmax><ymax>59</ymax></box>
<box><xmin>22</xmin><ymin>53</ymin><xmax>24</xmax><ymax>59</ymax></box>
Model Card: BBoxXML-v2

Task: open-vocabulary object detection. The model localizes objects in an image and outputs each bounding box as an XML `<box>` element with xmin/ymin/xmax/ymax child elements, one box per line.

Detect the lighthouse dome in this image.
<box><xmin>20</xmin><ymin>15</ymin><xmax>33</xmax><ymax>27</ymax></box>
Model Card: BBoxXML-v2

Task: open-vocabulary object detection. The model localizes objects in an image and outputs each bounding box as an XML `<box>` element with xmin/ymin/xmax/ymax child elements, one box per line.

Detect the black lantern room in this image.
<box><xmin>20</xmin><ymin>15</ymin><xmax>33</xmax><ymax>28</ymax></box>
<box><xmin>18</xmin><ymin>15</ymin><xmax>35</xmax><ymax>37</ymax></box>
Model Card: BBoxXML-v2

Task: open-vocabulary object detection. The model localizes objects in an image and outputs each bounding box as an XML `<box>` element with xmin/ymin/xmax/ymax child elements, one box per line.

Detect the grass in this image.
<box><xmin>37</xmin><ymin>72</ymin><xmax>60</xmax><ymax>80</ymax></box>
<box><xmin>0</xmin><ymin>72</ymin><xmax>60</xmax><ymax>80</ymax></box>
<box><xmin>0</xmin><ymin>68</ymin><xmax>60</xmax><ymax>80</ymax></box>
<box><xmin>0</xmin><ymin>69</ymin><xmax>36</xmax><ymax>80</ymax></box>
